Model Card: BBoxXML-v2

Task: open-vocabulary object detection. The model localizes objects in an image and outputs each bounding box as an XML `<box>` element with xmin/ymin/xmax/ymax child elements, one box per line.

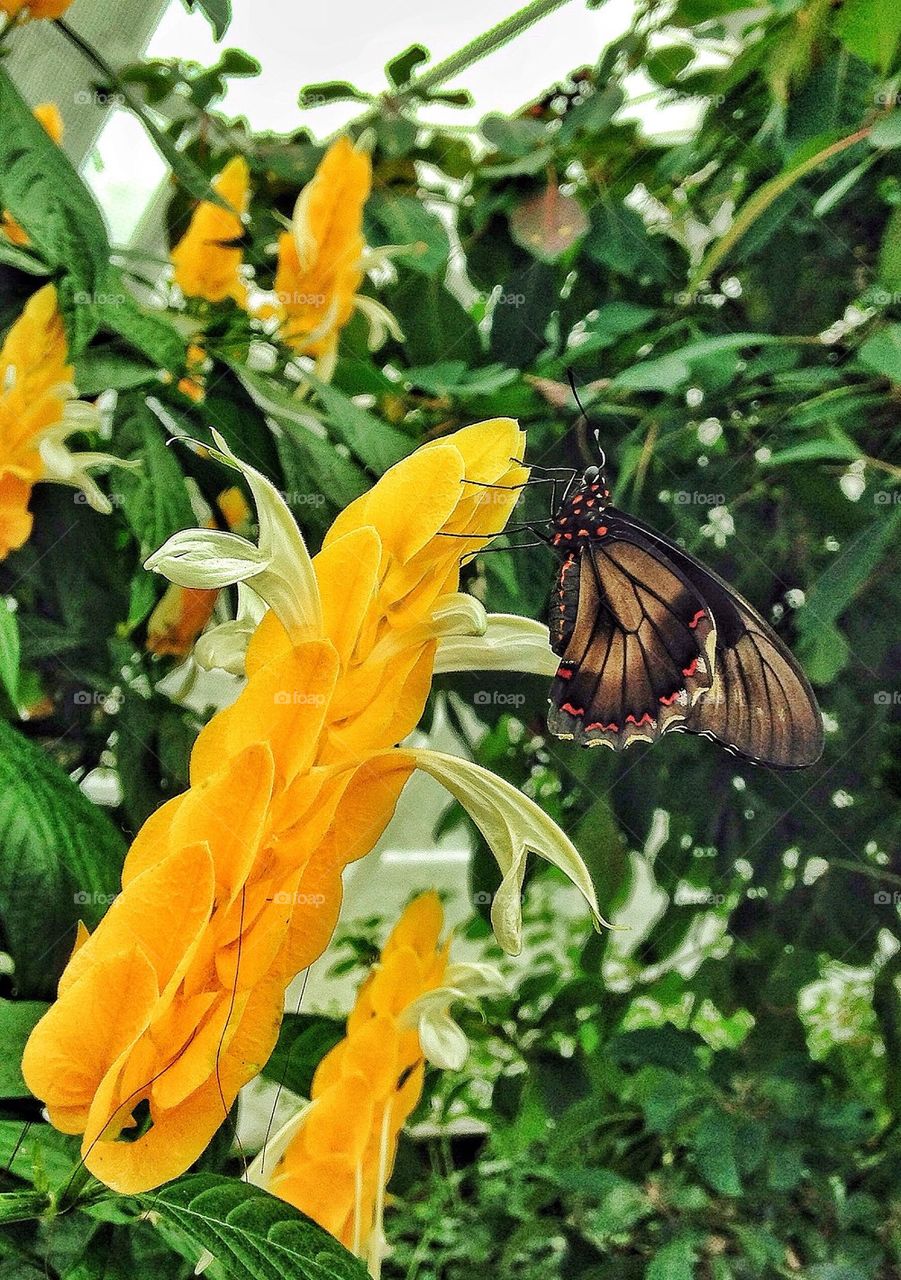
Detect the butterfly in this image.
<box><xmin>542</xmin><ymin>461</ymin><xmax>824</xmax><ymax>768</ymax></box>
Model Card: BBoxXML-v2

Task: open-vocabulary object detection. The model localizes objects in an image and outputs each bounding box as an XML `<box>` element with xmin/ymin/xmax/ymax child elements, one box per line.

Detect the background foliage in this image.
<box><xmin>0</xmin><ymin>0</ymin><xmax>899</xmax><ymax>1277</ymax></box>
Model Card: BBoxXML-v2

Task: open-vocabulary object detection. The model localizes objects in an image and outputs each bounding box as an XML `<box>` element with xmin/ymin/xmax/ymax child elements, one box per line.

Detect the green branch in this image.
<box><xmin>341</xmin><ymin>0</ymin><xmax>578</xmax><ymax>136</ymax></box>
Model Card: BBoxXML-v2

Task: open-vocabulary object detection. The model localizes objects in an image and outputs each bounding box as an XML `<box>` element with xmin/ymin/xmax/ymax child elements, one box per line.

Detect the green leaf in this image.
<box><xmin>692</xmin><ymin>1109</ymin><xmax>742</xmax><ymax>1195</ymax></box>
<box><xmin>869</xmin><ymin>111</ymin><xmax>901</xmax><ymax>149</ymax></box>
<box><xmin>140</xmin><ymin>1173</ymin><xmax>370</xmax><ymax>1280</ymax></box>
<box><xmin>402</xmin><ymin>361</ymin><xmax>517</xmax><ymax>397</ymax></box>
<box><xmin>74</xmin><ymin>349</ymin><xmax>161</xmax><ymax>396</ymax></box>
<box><xmin>645</xmin><ymin>45</ymin><xmax>696</xmax><ymax>87</ymax></box>
<box><xmin>796</xmin><ymin>504</ymin><xmax>901</xmax><ymax>682</ymax></box>
<box><xmin>0</xmin><ymin>1000</ymin><xmax>48</xmax><ymax>1098</ymax></box>
<box><xmin>489</xmin><ymin>261</ymin><xmax>558</xmax><ymax>365</ymax></box>
<box><xmin>366</xmin><ymin>193</ymin><xmax>450</xmax><ymax>276</ymax></box>
<box><xmin>260</xmin><ymin>1013</ymin><xmax>344</xmax><ymax>1098</ymax></box>
<box><xmin>613</xmin><ymin>354</ymin><xmax>691</xmax><ymax>393</ymax></box>
<box><xmin>878</xmin><ymin>204</ymin><xmax>901</xmax><ymax>292</ymax></box>
<box><xmin>184</xmin><ymin>0</ymin><xmax>232</xmax><ymax>39</ymax></box>
<box><xmin>561</xmin><ymin>1170</ymin><xmax>652</xmax><ymax>1240</ymax></box>
<box><xmin>0</xmin><ymin>720</ymin><xmax>125</xmax><ymax>996</ymax></box>
<box><xmin>109</xmin><ymin>403</ymin><xmax>196</xmax><ymax>561</ymax></box>
<box><xmin>765</xmin><ymin>432</ymin><xmax>862</xmax><ymax>467</ymax></box>
<box><xmin>0</xmin><ymin>1118</ymin><xmax>79</xmax><ymax>1186</ymax></box>
<box><xmin>568</xmin><ymin>301</ymin><xmax>657</xmax><ymax>354</ymax></box>
<box><xmin>386</xmin><ymin>43</ymin><xmax>429</xmax><ymax>87</ymax></box>
<box><xmin>0</xmin><ymin>604</ymin><xmax>20</xmax><ymax>706</ymax></box>
<box><xmin>0</xmin><ymin>1191</ymin><xmax>53</xmax><ymax>1225</ymax></box>
<box><xmin>646</xmin><ymin>1236</ymin><xmax>698</xmax><ymax>1280</ymax></box>
<box><xmin>556</xmin><ymin>84</ymin><xmax>625</xmax><ymax>141</ymax></box>
<box><xmin>692</xmin><ymin>129</ymin><xmax>869</xmax><ymax>286</ymax></box>
<box><xmin>0</xmin><ymin>67</ymin><xmax>111</xmax><ymax>352</ymax></box>
<box><xmin>481</xmin><ymin>113</ymin><xmax>546</xmax><ymax>157</ymax></box>
<box><xmin>94</xmin><ymin>278</ymin><xmax>187</xmax><ymax>374</ymax></box>
<box><xmin>833</xmin><ymin>0</ymin><xmax>901</xmax><ymax>72</ymax></box>
<box><xmin>298</xmin><ymin>81</ymin><xmax>370</xmax><ymax>108</ymax></box>
<box><xmin>584</xmin><ymin>199</ymin><xmax>667</xmax><ymax>278</ymax></box>
<box><xmin>303</xmin><ymin>372</ymin><xmax>412</xmax><ymax>475</ymax></box>
<box><xmin>233</xmin><ymin>368</ymin><xmax>369</xmax><ymax>510</ymax></box>
<box><xmin>387</xmin><ymin>272</ymin><xmax>482</xmax><ymax>367</ymax></box>
<box><xmin>857</xmin><ymin>323</ymin><xmax>901</xmax><ymax>381</ymax></box>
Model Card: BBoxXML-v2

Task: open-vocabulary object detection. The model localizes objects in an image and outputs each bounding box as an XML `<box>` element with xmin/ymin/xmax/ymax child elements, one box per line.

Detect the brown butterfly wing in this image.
<box><xmin>547</xmin><ymin>534</ymin><xmax>717</xmax><ymax>750</ymax></box>
<box><xmin>587</xmin><ymin>509</ymin><xmax>824</xmax><ymax>768</ymax></box>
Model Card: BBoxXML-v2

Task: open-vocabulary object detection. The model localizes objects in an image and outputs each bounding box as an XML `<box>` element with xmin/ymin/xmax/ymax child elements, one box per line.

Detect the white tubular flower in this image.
<box><xmin>434</xmin><ymin>613</ymin><xmax>559</xmax><ymax>677</ymax></box>
<box><xmin>193</xmin><ymin>583</ymin><xmax>267</xmax><ymax>675</ymax></box>
<box><xmin>409</xmin><ymin>749</ymin><xmax>606</xmax><ymax>955</ymax></box>
<box><xmin>401</xmin><ymin>960</ymin><xmax>506</xmax><ymax>1070</ymax></box>
<box><xmin>37</xmin><ymin>407</ymin><xmax>140</xmax><ymax>514</ymax></box>
<box><xmin>352</xmin><ymin>294</ymin><xmax>404</xmax><ymax>350</ymax></box>
<box><xmin>144</xmin><ymin>432</ymin><xmax>322</xmax><ymax>640</ymax></box>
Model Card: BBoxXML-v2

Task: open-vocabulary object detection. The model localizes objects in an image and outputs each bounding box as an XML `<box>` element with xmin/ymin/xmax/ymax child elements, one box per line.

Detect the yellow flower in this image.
<box><xmin>0</xmin><ymin>284</ymin><xmax>131</xmax><ymax>561</ymax></box>
<box><xmin>0</xmin><ymin>0</ymin><xmax>72</xmax><ymax>21</ymax></box>
<box><xmin>2</xmin><ymin>103</ymin><xmax>63</xmax><ymax>247</ymax></box>
<box><xmin>170</xmin><ymin>156</ymin><xmax>250</xmax><ymax>306</ymax></box>
<box><xmin>268</xmin><ymin>137</ymin><xmax>400</xmax><ymax>377</ymax></box>
<box><xmin>25</xmin><ymin>421</ymin><xmax>603</xmax><ymax>1194</ymax></box>
<box><xmin>255</xmin><ymin>894</ymin><xmax>501</xmax><ymax>1271</ymax></box>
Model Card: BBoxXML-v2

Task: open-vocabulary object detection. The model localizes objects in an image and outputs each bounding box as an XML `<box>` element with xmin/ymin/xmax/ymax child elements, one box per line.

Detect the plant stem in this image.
<box><xmin>411</xmin><ymin>0</ymin><xmax>576</xmax><ymax>95</ymax></box>
<box><xmin>340</xmin><ymin>0</ymin><xmax>577</xmax><ymax>137</ymax></box>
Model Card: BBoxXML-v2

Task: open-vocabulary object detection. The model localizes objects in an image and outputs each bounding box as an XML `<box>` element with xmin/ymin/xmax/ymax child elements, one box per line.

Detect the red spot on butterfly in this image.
<box><xmin>595</xmin><ymin>525</ymin><xmax>608</xmax><ymax>536</ymax></box>
<box><xmin>587</xmin><ymin>720</ymin><xmax>618</xmax><ymax>731</ymax></box>
<box><xmin>683</xmin><ymin>658</ymin><xmax>699</xmax><ymax>677</ymax></box>
<box><xmin>659</xmin><ymin>691</ymin><xmax>681</xmax><ymax>706</ymax></box>
<box><xmin>558</xmin><ymin>668</ymin><xmax>573</xmax><ymax>680</ymax></box>
<box><xmin>688</xmin><ymin>609</ymin><xmax>706</xmax><ymax>630</ymax></box>
<box><xmin>577</xmin><ymin>529</ymin><xmax>589</xmax><ymax>537</ymax></box>
<box><xmin>626</xmin><ymin>712</ymin><xmax>654</xmax><ymax>728</ymax></box>
<box><xmin>562</xmin><ymin>702</ymin><xmax>585</xmax><ymax>716</ymax></box>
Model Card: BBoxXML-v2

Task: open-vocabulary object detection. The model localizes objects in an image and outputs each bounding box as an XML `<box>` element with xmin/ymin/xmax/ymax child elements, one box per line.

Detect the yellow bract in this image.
<box><xmin>0</xmin><ymin>284</ymin><xmax>73</xmax><ymax>558</ymax></box>
<box><xmin>170</xmin><ymin>156</ymin><xmax>251</xmax><ymax>306</ymax></box>
<box><xmin>271</xmin><ymin>136</ymin><xmax>372</xmax><ymax>365</ymax></box>
<box><xmin>0</xmin><ymin>0</ymin><xmax>72</xmax><ymax>20</ymax></box>
<box><xmin>264</xmin><ymin>893</ymin><xmax>449</xmax><ymax>1261</ymax></box>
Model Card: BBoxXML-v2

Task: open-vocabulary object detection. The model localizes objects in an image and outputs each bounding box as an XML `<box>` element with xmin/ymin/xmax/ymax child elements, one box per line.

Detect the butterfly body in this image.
<box><xmin>545</xmin><ymin>465</ymin><xmax>823</xmax><ymax>769</ymax></box>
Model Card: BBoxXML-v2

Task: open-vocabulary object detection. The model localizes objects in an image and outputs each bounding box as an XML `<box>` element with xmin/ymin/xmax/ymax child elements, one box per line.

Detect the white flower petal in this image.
<box><xmin>443</xmin><ymin>961</ymin><xmax>507</xmax><ymax>998</ymax></box>
<box><xmin>434</xmin><ymin>613</ymin><xmax>559</xmax><ymax>676</ymax></box>
<box><xmin>418</xmin><ymin>1010</ymin><xmax>470</xmax><ymax>1071</ymax></box>
<box><xmin>352</xmin><ymin>294</ymin><xmax>404</xmax><ymax>349</ymax></box>
<box><xmin>410</xmin><ymin>749</ymin><xmax>605</xmax><ymax>955</ymax></box>
<box><xmin>431</xmin><ymin>592</ymin><xmax>487</xmax><ymax>638</ymax></box>
<box><xmin>209</xmin><ymin>431</ymin><xmax>322</xmax><ymax>637</ymax></box>
<box><xmin>193</xmin><ymin>618</ymin><xmax>254</xmax><ymax>675</ymax></box>
<box><xmin>144</xmin><ymin>529</ymin><xmax>268</xmax><ymax>590</ymax></box>
<box><xmin>194</xmin><ymin>583</ymin><xmax>266</xmax><ymax>675</ymax></box>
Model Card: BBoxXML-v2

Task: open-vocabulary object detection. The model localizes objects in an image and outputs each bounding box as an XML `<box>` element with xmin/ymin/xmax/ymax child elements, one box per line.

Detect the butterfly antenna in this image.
<box><xmin>566</xmin><ymin>368</ymin><xmax>607</xmax><ymax>471</ymax></box>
